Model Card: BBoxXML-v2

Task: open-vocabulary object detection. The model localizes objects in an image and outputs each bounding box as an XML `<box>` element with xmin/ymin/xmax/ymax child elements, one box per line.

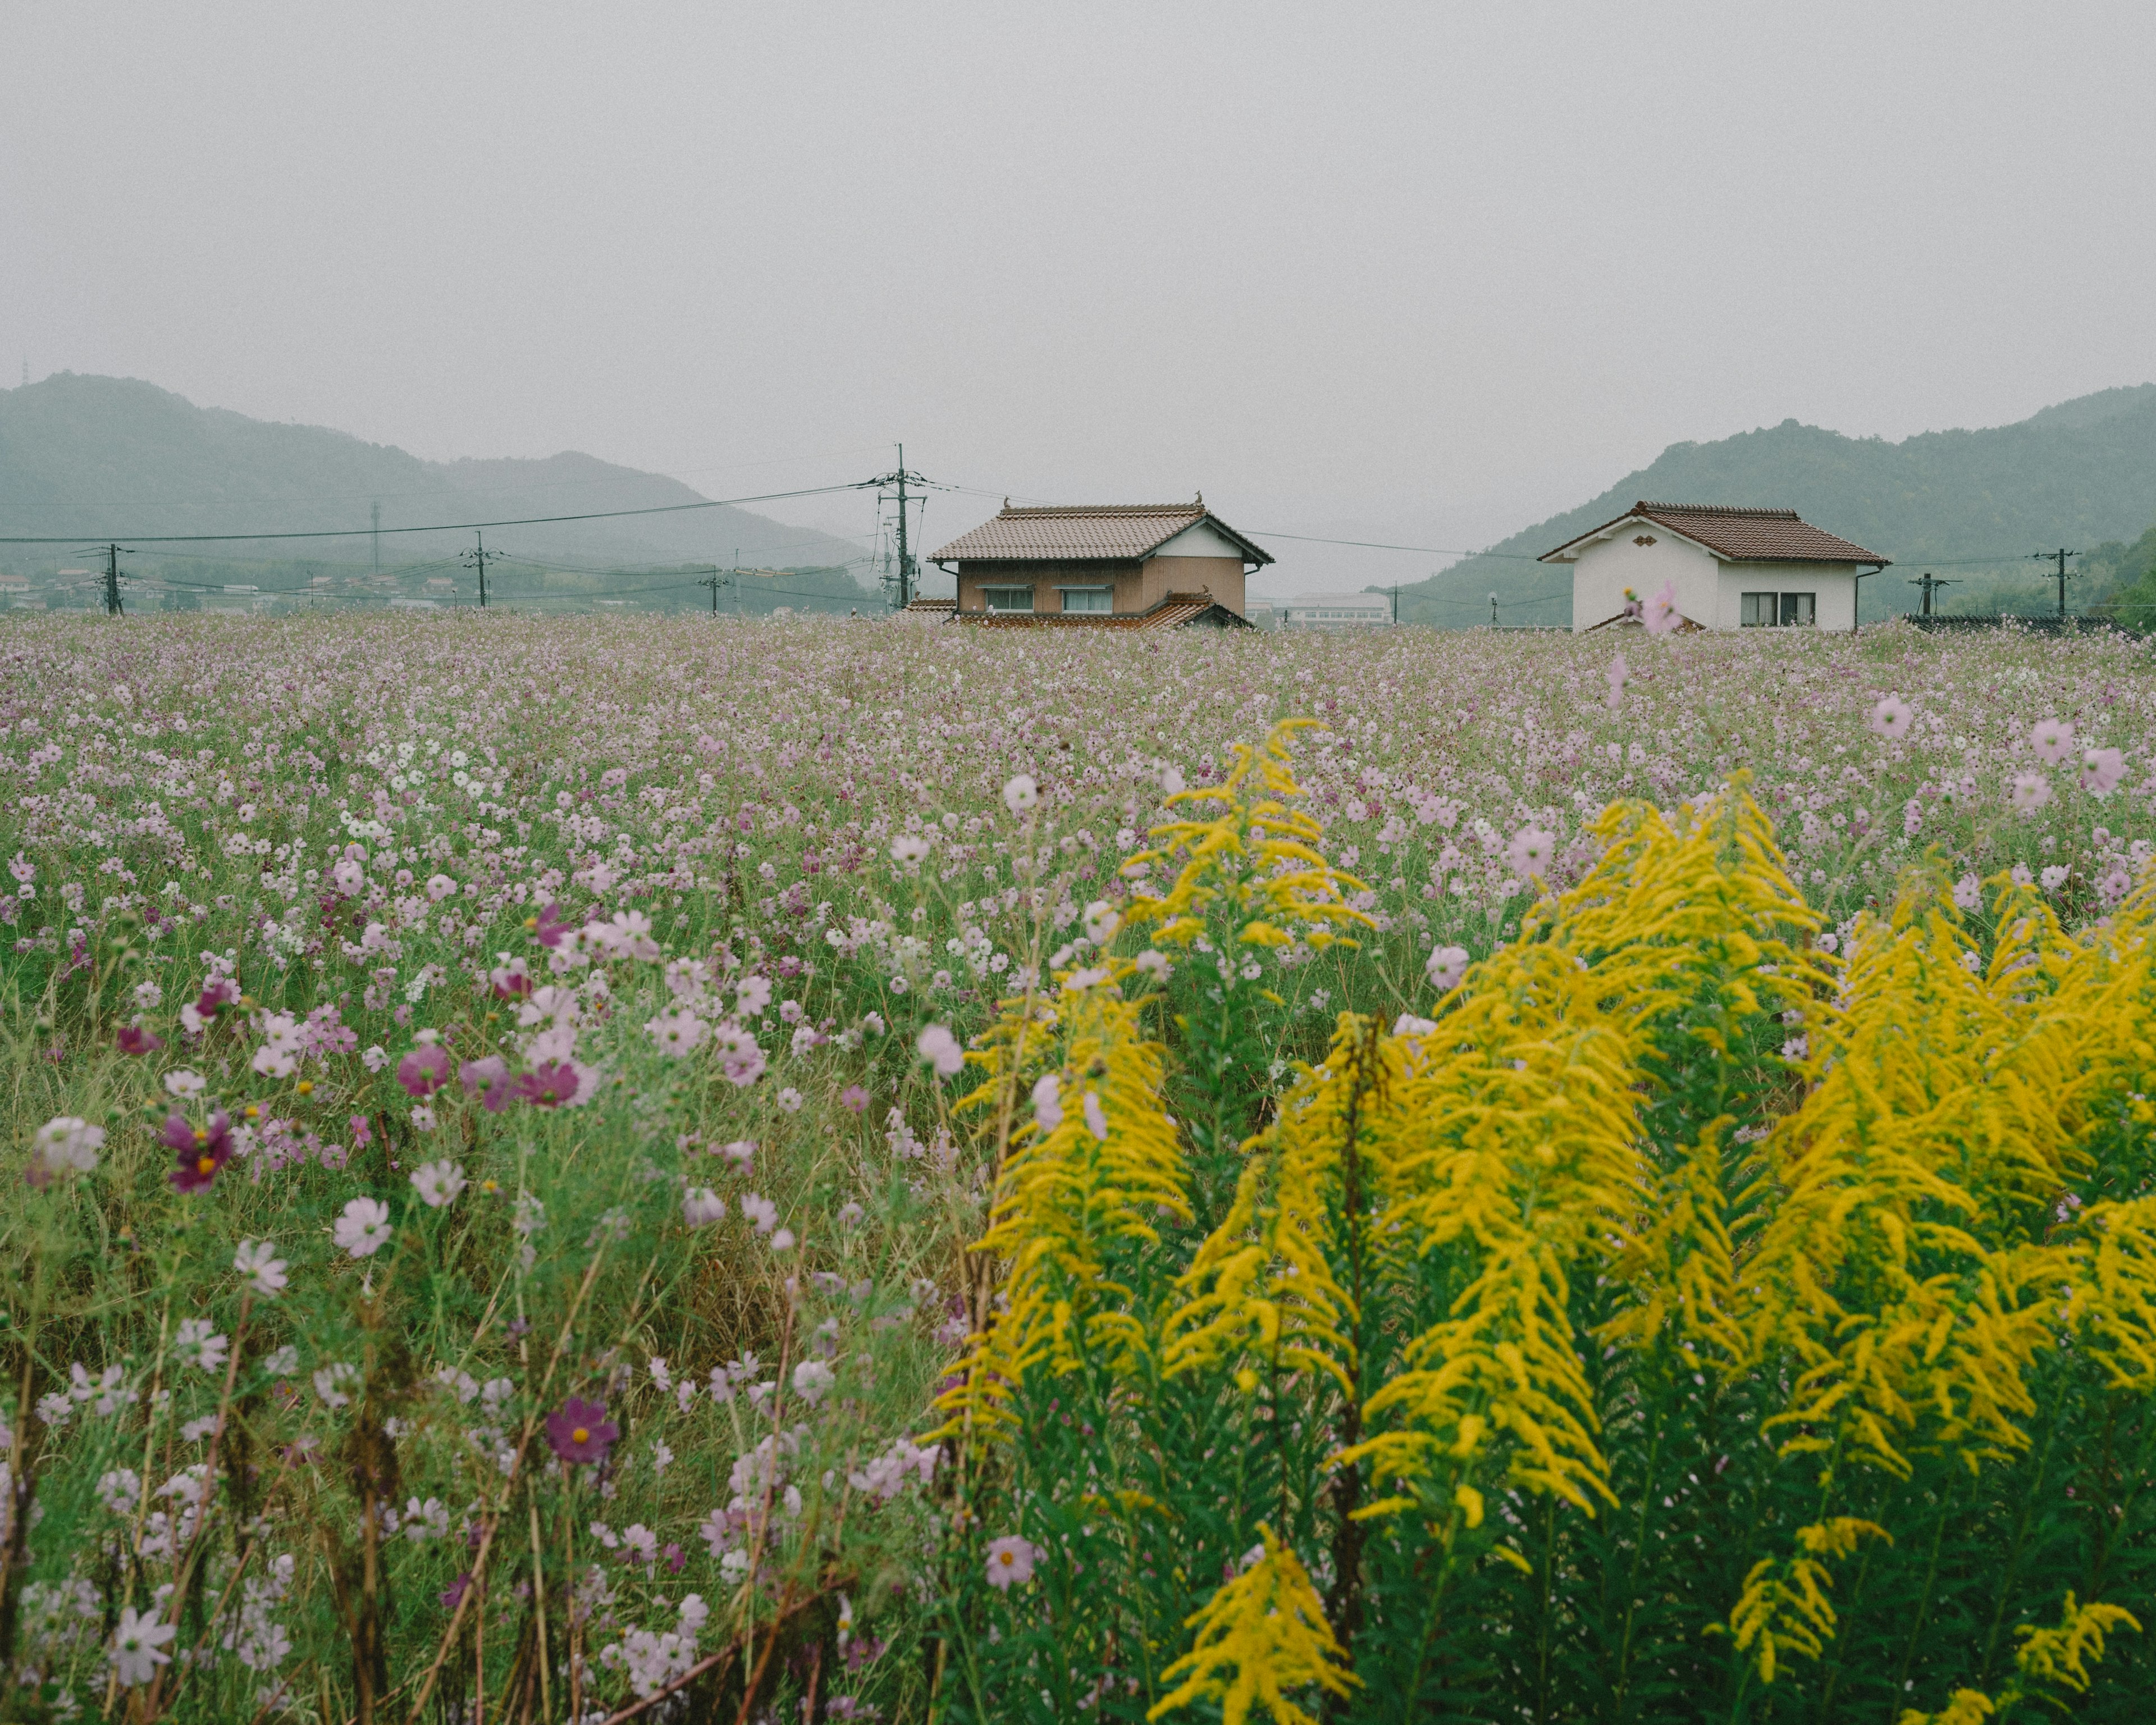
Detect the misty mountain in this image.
<box><xmin>1403</xmin><ymin>385</ymin><xmax>2156</xmax><ymax>627</ymax></box>
<box><xmin>0</xmin><ymin>373</ymin><xmax>871</xmax><ymax>580</ymax></box>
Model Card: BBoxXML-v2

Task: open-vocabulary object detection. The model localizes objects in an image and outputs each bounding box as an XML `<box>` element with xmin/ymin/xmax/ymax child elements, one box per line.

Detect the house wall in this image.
<box><xmin>955</xmin><ymin>561</ymin><xmax>1140</xmax><ymax>613</ymax></box>
<box><xmin>1153</xmin><ymin>521</ymin><xmax>1250</xmax><ymax>562</ymax></box>
<box><xmin>956</xmin><ymin>555</ymin><xmax>1245</xmax><ymax>615</ymax></box>
<box><xmin>1141</xmin><ymin>555</ymin><xmax>1245</xmax><ymax>614</ymax></box>
<box><xmin>1569</xmin><ymin>533</ymin><xmax>1865</xmax><ymax>632</ymax></box>
<box><xmin>1568</xmin><ymin>533</ymin><xmax>1720</xmax><ymax>632</ymax></box>
<box><xmin>1713</xmin><ymin>562</ymin><xmax>1859</xmax><ymax>632</ymax></box>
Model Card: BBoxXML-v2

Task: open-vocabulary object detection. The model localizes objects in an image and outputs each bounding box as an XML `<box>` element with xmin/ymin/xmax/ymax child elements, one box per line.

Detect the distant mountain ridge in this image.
<box><xmin>0</xmin><ymin>373</ymin><xmax>870</xmax><ymax>578</ymax></box>
<box><xmin>1403</xmin><ymin>385</ymin><xmax>2156</xmax><ymax>626</ymax></box>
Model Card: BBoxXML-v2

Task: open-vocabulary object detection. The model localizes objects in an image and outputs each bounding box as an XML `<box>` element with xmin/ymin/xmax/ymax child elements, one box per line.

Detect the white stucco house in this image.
<box><xmin>1540</xmin><ymin>501</ymin><xmax>1889</xmax><ymax>634</ymax></box>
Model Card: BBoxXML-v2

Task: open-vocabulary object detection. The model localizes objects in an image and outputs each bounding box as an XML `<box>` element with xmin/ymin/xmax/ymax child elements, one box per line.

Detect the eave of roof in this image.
<box><xmin>929</xmin><ymin>503</ymin><xmax>1274</xmax><ymax>567</ymax></box>
<box><xmin>1539</xmin><ymin>500</ymin><xmax>1889</xmax><ymax>566</ymax></box>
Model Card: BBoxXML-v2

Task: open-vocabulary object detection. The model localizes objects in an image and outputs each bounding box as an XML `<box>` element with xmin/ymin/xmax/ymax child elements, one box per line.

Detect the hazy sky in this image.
<box><xmin>7</xmin><ymin>2</ymin><xmax>2155</xmax><ymax>592</ymax></box>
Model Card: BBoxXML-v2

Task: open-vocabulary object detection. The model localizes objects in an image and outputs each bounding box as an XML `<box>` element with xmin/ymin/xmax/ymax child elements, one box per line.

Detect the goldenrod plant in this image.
<box><xmin>938</xmin><ymin>724</ymin><xmax>2154</xmax><ymax>1722</ymax></box>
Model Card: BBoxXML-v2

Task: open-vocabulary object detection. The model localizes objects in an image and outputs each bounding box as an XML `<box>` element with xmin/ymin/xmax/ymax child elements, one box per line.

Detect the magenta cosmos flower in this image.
<box><xmin>116</xmin><ymin>1025</ymin><xmax>165</xmax><ymax>1056</ymax></box>
<box><xmin>527</xmin><ymin>902</ymin><xmax>572</xmax><ymax>948</ymax></box>
<box><xmin>516</xmin><ymin>1060</ymin><xmax>582</xmax><ymax>1108</ymax></box>
<box><xmin>396</xmin><ymin>1044</ymin><xmax>453</xmax><ymax>1098</ymax></box>
<box><xmin>163</xmin><ymin>1112</ymin><xmax>234</xmax><ymax>1193</ymax></box>
<box><xmin>545</xmin><ymin>1397</ymin><xmax>618</xmax><ymax>1465</ymax></box>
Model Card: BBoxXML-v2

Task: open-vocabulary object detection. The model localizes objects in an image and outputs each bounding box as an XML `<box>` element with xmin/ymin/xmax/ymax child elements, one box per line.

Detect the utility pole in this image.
<box><xmin>1908</xmin><ymin>572</ymin><xmax>1958</xmax><ymax>617</ymax></box>
<box><xmin>1391</xmin><ymin>584</ymin><xmax>1399</xmax><ymax>626</ymax></box>
<box><xmin>371</xmin><ymin>500</ymin><xmax>381</xmax><ymax>571</ymax></box>
<box><xmin>1488</xmin><ymin>591</ymin><xmax>1499</xmax><ymax>629</ymax></box>
<box><xmin>698</xmin><ymin>568</ymin><xmax>729</xmax><ymax>614</ymax></box>
<box><xmin>2031</xmin><ymin>547</ymin><xmax>2081</xmax><ymax>619</ymax></box>
<box><xmin>102</xmin><ymin>543</ymin><xmax>124</xmax><ymax>616</ymax></box>
<box><xmin>871</xmin><ymin>447</ymin><xmax>929</xmax><ymax>610</ymax></box>
<box><xmin>460</xmin><ymin>531</ymin><xmax>501</xmax><ymax>609</ymax></box>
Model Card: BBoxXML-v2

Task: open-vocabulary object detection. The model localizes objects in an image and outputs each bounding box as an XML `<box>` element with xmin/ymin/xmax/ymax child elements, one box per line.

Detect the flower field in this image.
<box><xmin>3</xmin><ymin>610</ymin><xmax>2155</xmax><ymax>1723</ymax></box>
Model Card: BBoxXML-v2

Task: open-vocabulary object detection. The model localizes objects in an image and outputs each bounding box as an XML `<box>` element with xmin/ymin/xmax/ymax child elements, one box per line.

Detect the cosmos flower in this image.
<box><xmin>1003</xmin><ymin>774</ymin><xmax>1038</xmax><ymax>814</ymax></box>
<box><xmin>410</xmin><ymin>1160</ymin><xmax>468</xmax><ymax>1208</ymax></box>
<box><xmin>1869</xmin><ymin>696</ymin><xmax>1913</xmax><ymax>740</ymax></box>
<box><xmin>116</xmin><ymin>1024</ymin><xmax>164</xmax><ymax>1056</ymax></box>
<box><xmin>164</xmin><ymin>1112</ymin><xmax>235</xmax><ymax>1193</ymax></box>
<box><xmin>396</xmin><ymin>1044</ymin><xmax>453</xmax><ymax>1098</ymax></box>
<box><xmin>33</xmin><ymin>1115</ymin><xmax>104</xmax><ymax>1181</ymax></box>
<box><xmin>2030</xmin><ymin>717</ymin><xmax>2075</xmax><ymax>766</ymax></box>
<box><xmin>1505</xmin><ymin>826</ymin><xmax>1556</xmax><ymax>878</ymax></box>
<box><xmin>109</xmin><ymin>1606</ymin><xmax>176</xmax><ymax>1687</ymax></box>
<box><xmin>792</xmin><ymin>1360</ymin><xmax>835</xmax><ymax>1405</ymax></box>
<box><xmin>516</xmin><ymin>1060</ymin><xmax>584</xmax><ymax>1107</ymax></box>
<box><xmin>1426</xmin><ymin>944</ymin><xmax>1470</xmax><ymax>992</ymax></box>
<box><xmin>545</xmin><ymin>1397</ymin><xmax>618</xmax><ymax>1465</ymax></box>
<box><xmin>1641</xmin><ymin>579</ymin><xmax>1680</xmax><ymax>636</ymax></box>
<box><xmin>682</xmin><ymin>1187</ymin><xmax>727</xmax><ymax>1226</ymax></box>
<box><xmin>1081</xmin><ymin>901</ymin><xmax>1120</xmax><ymax>943</ymax></box>
<box><xmin>234</xmin><ymin>1239</ymin><xmax>288</xmax><ymax>1297</ymax></box>
<box><xmin>984</xmin><ymin>1536</ymin><xmax>1041</xmax><ymax>1591</ymax></box>
<box><xmin>2011</xmin><ymin>773</ymin><xmax>2053</xmax><ymax>814</ymax></box>
<box><xmin>334</xmin><ymin>1197</ymin><xmax>394</xmax><ymax>1258</ymax></box>
<box><xmin>890</xmin><ymin>833</ymin><xmax>930</xmax><ymax>865</ymax></box>
<box><xmin>916</xmin><ymin>1024</ymin><xmax>964</xmax><ymax>1079</ymax></box>
<box><xmin>1032</xmin><ymin>1074</ymin><xmax>1063</xmax><ymax>1134</ymax></box>
<box><xmin>2081</xmin><ymin>746</ymin><xmax>2126</xmax><ymax>797</ymax></box>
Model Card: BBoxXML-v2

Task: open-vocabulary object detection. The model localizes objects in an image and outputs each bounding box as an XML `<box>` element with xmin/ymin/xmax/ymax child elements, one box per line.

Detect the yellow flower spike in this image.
<box><xmin>1147</xmin><ymin>1529</ymin><xmax>1357</xmax><ymax>1725</ymax></box>
<box><xmin>933</xmin><ymin>979</ymin><xmax>1190</xmax><ymax>1446</ymax></box>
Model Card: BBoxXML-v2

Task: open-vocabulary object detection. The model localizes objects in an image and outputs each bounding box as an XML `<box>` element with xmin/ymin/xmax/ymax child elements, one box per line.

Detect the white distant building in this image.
<box><xmin>1540</xmin><ymin>501</ymin><xmax>1889</xmax><ymax>633</ymax></box>
<box><xmin>1283</xmin><ymin>592</ymin><xmax>1391</xmax><ymax>628</ymax></box>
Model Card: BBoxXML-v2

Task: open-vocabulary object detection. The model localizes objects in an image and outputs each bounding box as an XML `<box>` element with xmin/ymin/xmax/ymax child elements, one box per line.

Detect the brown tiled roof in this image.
<box><xmin>1541</xmin><ymin>501</ymin><xmax>1889</xmax><ymax>565</ymax></box>
<box><xmin>951</xmin><ymin>593</ymin><xmax>1251</xmax><ymax>631</ymax></box>
<box><xmin>931</xmin><ymin>503</ymin><xmax>1273</xmax><ymax>566</ymax></box>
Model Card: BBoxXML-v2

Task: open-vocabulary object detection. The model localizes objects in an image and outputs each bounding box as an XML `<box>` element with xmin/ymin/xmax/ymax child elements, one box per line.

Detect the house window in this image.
<box><xmin>1058</xmin><ymin>586</ymin><xmax>1111</xmax><ymax>614</ymax></box>
<box><xmin>980</xmin><ymin>586</ymin><xmax>1033</xmax><ymax>613</ymax></box>
<box><xmin>1741</xmin><ymin>591</ymin><xmax>1818</xmax><ymax>628</ymax></box>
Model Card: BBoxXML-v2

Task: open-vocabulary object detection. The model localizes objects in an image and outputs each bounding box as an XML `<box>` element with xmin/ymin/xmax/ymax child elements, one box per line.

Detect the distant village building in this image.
<box><xmin>929</xmin><ymin>499</ymin><xmax>1268</xmax><ymax>628</ymax></box>
<box><xmin>1541</xmin><ymin>501</ymin><xmax>1889</xmax><ymax>633</ymax></box>
<box><xmin>1282</xmin><ymin>593</ymin><xmax>1391</xmax><ymax>629</ymax></box>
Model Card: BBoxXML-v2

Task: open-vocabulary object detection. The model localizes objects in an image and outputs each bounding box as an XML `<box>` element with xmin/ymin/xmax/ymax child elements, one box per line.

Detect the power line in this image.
<box><xmin>0</xmin><ymin>479</ymin><xmax>876</xmax><ymax>546</ymax></box>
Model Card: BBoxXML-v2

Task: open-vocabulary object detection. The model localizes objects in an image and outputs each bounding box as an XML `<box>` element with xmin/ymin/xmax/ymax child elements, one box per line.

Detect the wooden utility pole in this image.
<box><xmin>2031</xmin><ymin>547</ymin><xmax>2081</xmax><ymax>619</ymax></box>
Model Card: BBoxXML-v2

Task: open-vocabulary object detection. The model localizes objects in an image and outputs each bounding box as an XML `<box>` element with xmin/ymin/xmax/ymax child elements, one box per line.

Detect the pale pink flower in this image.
<box><xmin>334</xmin><ymin>1197</ymin><xmax>393</xmax><ymax>1259</ymax></box>
<box><xmin>1426</xmin><ymin>945</ymin><xmax>1470</xmax><ymax>992</ymax></box>
<box><xmin>2081</xmin><ymin>746</ymin><xmax>2126</xmax><ymax>797</ymax></box>
<box><xmin>984</xmin><ymin>1536</ymin><xmax>1040</xmax><ymax>1590</ymax></box>
<box><xmin>2030</xmin><ymin>717</ymin><xmax>2075</xmax><ymax>766</ymax></box>
<box><xmin>916</xmin><ymin>1024</ymin><xmax>964</xmax><ymax>1079</ymax></box>
<box><xmin>1505</xmin><ymin>827</ymin><xmax>1556</xmax><ymax>879</ymax></box>
<box><xmin>1869</xmin><ymin>696</ymin><xmax>1913</xmax><ymax>740</ymax></box>
<box><xmin>2010</xmin><ymin>772</ymin><xmax>2053</xmax><ymax>814</ymax></box>
<box><xmin>1641</xmin><ymin>580</ymin><xmax>1680</xmax><ymax>636</ymax></box>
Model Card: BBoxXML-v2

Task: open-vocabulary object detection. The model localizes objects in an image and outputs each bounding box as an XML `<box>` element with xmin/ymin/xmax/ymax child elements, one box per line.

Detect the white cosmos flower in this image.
<box><xmin>1002</xmin><ymin>774</ymin><xmax>1038</xmax><ymax>814</ymax></box>
<box><xmin>233</xmin><ymin>1239</ymin><xmax>287</xmax><ymax>1297</ymax></box>
<box><xmin>409</xmin><ymin>1160</ymin><xmax>467</xmax><ymax>1208</ymax></box>
<box><xmin>334</xmin><ymin>1197</ymin><xmax>393</xmax><ymax>1258</ymax></box>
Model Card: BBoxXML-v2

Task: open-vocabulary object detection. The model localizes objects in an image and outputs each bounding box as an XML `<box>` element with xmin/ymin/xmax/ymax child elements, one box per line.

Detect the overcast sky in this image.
<box><xmin>6</xmin><ymin>1</ymin><xmax>2154</xmax><ymax>592</ymax></box>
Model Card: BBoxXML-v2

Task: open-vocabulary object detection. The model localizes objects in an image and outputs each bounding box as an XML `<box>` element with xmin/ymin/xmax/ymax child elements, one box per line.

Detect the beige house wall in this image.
<box><xmin>1140</xmin><ymin>555</ymin><xmax>1244</xmax><ymax>614</ymax></box>
<box><xmin>955</xmin><ymin>553</ymin><xmax>1246</xmax><ymax>616</ymax></box>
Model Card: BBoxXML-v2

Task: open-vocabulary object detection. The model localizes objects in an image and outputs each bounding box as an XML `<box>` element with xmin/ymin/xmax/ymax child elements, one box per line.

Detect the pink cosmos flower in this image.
<box><xmin>1641</xmin><ymin>580</ymin><xmax>1680</xmax><ymax>636</ymax></box>
<box><xmin>1082</xmin><ymin>1090</ymin><xmax>1108</xmax><ymax>1141</ymax></box>
<box><xmin>1032</xmin><ymin>1074</ymin><xmax>1063</xmax><ymax>1134</ymax></box>
<box><xmin>528</xmin><ymin>903</ymin><xmax>572</xmax><ymax>948</ymax></box>
<box><xmin>2081</xmin><ymin>747</ymin><xmax>2126</xmax><ymax>798</ymax></box>
<box><xmin>916</xmin><ymin>1024</ymin><xmax>964</xmax><ymax>1079</ymax></box>
<box><xmin>163</xmin><ymin>1112</ymin><xmax>234</xmax><ymax>1193</ymax></box>
<box><xmin>116</xmin><ymin>1025</ymin><xmax>164</xmax><ymax>1056</ymax></box>
<box><xmin>459</xmin><ymin>1054</ymin><xmax>513</xmax><ymax>1112</ymax></box>
<box><xmin>984</xmin><ymin>1536</ymin><xmax>1040</xmax><ymax>1590</ymax></box>
<box><xmin>1426</xmin><ymin>944</ymin><xmax>1470</xmax><ymax>992</ymax></box>
<box><xmin>396</xmin><ymin>1044</ymin><xmax>453</xmax><ymax>1098</ymax></box>
<box><xmin>350</xmin><ymin>1114</ymin><xmax>374</xmax><ymax>1147</ymax></box>
<box><xmin>545</xmin><ymin>1397</ymin><xmax>618</xmax><ymax>1465</ymax></box>
<box><xmin>516</xmin><ymin>1061</ymin><xmax>582</xmax><ymax>1108</ymax></box>
<box><xmin>1505</xmin><ymin>827</ymin><xmax>1556</xmax><ymax>878</ymax></box>
<box><xmin>2030</xmin><ymin>718</ymin><xmax>2075</xmax><ymax>766</ymax></box>
<box><xmin>2010</xmin><ymin>773</ymin><xmax>2053</xmax><ymax>814</ymax></box>
<box><xmin>1604</xmin><ymin>651</ymin><xmax>1628</xmax><ymax>713</ymax></box>
<box><xmin>839</xmin><ymin>1084</ymin><xmax>871</xmax><ymax>1115</ymax></box>
<box><xmin>1869</xmin><ymin>696</ymin><xmax>1913</xmax><ymax>740</ymax></box>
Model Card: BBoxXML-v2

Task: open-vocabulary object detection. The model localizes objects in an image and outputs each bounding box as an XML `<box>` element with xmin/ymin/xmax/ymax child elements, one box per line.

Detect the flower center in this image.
<box><xmin>197</xmin><ymin>1157</ymin><xmax>216</xmax><ymax>1175</ymax></box>
<box><xmin>571</xmin><ymin>1427</ymin><xmax>590</xmax><ymax>1445</ymax></box>
<box><xmin>193</xmin><ymin>1128</ymin><xmax>209</xmax><ymax>1144</ymax></box>
<box><xmin>997</xmin><ymin>1550</ymin><xmax>1013</xmax><ymax>1566</ymax></box>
